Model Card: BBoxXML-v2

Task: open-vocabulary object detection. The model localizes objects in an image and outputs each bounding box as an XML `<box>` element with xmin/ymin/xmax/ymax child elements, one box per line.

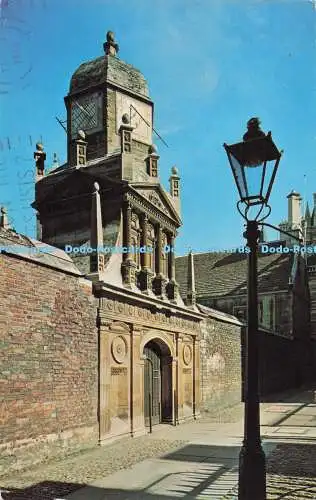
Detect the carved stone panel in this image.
<box><xmin>111</xmin><ymin>365</ymin><xmax>129</xmax><ymax>420</ymax></box>
<box><xmin>100</xmin><ymin>298</ymin><xmax>197</xmax><ymax>334</ymax></box>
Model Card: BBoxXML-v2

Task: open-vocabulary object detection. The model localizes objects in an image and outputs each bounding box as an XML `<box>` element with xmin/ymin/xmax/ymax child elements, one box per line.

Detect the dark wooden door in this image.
<box><xmin>144</xmin><ymin>343</ymin><xmax>161</xmax><ymax>426</ymax></box>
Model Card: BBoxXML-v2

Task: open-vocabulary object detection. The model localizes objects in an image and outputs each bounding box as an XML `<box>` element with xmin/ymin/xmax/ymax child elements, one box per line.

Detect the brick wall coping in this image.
<box><xmin>197</xmin><ymin>303</ymin><xmax>243</xmax><ymax>326</ymax></box>
<box><xmin>1</xmin><ymin>249</ymin><xmax>83</xmax><ymax>276</ymax></box>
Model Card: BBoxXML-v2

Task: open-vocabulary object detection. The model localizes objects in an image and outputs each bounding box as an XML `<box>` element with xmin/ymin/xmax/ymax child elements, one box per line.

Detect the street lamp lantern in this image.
<box><xmin>224</xmin><ymin>117</ymin><xmax>282</xmax><ymax>207</ymax></box>
<box><xmin>223</xmin><ymin>118</ymin><xmax>283</xmax><ymax>500</ymax></box>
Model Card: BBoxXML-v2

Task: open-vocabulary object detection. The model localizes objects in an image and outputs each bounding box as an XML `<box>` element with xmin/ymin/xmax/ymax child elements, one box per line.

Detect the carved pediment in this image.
<box><xmin>109</xmin><ymin>321</ymin><xmax>130</xmax><ymax>332</ymax></box>
<box><xmin>132</xmin><ymin>184</ymin><xmax>180</xmax><ymax>222</ymax></box>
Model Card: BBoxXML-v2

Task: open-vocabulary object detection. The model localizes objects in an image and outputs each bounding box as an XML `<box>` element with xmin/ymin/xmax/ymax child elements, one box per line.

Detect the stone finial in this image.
<box><xmin>77</xmin><ymin>129</ymin><xmax>86</xmax><ymax>140</ymax></box>
<box><xmin>103</xmin><ymin>30</ymin><xmax>119</xmax><ymax>56</ymax></box>
<box><xmin>147</xmin><ymin>144</ymin><xmax>159</xmax><ymax>177</ymax></box>
<box><xmin>75</xmin><ymin>130</ymin><xmax>88</xmax><ymax>167</ymax></box>
<box><xmin>0</xmin><ymin>206</ymin><xmax>10</xmax><ymax>229</ymax></box>
<box><xmin>34</xmin><ymin>142</ymin><xmax>46</xmax><ymax>178</ymax></box>
<box><xmin>149</xmin><ymin>144</ymin><xmax>158</xmax><ymax>155</ymax></box>
<box><xmin>122</xmin><ymin>113</ymin><xmax>130</xmax><ymax>125</ymax></box>
<box><xmin>187</xmin><ymin>250</ymin><xmax>196</xmax><ymax>308</ymax></box>
<box><xmin>169</xmin><ymin>166</ymin><xmax>180</xmax><ymax>196</ymax></box>
<box><xmin>90</xmin><ymin>180</ymin><xmax>104</xmax><ymax>276</ymax></box>
<box><xmin>169</xmin><ymin>166</ymin><xmax>181</xmax><ymax>216</ymax></box>
<box><xmin>119</xmin><ymin>118</ymin><xmax>133</xmax><ymax>154</ymax></box>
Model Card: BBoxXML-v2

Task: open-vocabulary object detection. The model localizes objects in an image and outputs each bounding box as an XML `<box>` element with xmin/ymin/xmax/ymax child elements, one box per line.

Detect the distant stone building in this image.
<box><xmin>176</xmin><ymin>251</ymin><xmax>310</xmax><ymax>340</ymax></box>
<box><xmin>276</xmin><ymin>189</ymin><xmax>316</xmax><ymax>341</ymax></box>
<box><xmin>176</xmin><ymin>248</ymin><xmax>313</xmax><ymax>395</ymax></box>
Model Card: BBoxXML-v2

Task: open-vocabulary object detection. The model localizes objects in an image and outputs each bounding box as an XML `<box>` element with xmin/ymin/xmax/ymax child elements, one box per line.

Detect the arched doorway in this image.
<box><xmin>143</xmin><ymin>339</ymin><xmax>172</xmax><ymax>427</ymax></box>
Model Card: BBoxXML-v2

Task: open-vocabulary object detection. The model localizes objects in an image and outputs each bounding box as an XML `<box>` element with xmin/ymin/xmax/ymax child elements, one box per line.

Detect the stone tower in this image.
<box><xmin>32</xmin><ymin>31</ymin><xmax>182</xmax><ymax>301</ymax></box>
<box><xmin>303</xmin><ymin>193</ymin><xmax>316</xmax><ymax>245</ymax></box>
<box><xmin>279</xmin><ymin>190</ymin><xmax>303</xmax><ymax>245</ymax></box>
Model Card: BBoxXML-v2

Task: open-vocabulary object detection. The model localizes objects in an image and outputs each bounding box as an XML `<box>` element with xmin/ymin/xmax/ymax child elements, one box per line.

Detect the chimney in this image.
<box><xmin>0</xmin><ymin>206</ymin><xmax>10</xmax><ymax>229</ymax></box>
<box><xmin>287</xmin><ymin>190</ymin><xmax>302</xmax><ymax>229</ymax></box>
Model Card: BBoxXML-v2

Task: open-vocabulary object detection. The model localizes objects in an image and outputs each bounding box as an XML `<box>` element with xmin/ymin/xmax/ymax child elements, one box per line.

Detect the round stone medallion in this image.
<box><xmin>183</xmin><ymin>344</ymin><xmax>192</xmax><ymax>366</ymax></box>
<box><xmin>111</xmin><ymin>336</ymin><xmax>127</xmax><ymax>364</ymax></box>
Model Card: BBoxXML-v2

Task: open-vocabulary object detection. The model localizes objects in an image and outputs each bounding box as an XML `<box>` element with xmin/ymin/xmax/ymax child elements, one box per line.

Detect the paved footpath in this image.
<box><xmin>2</xmin><ymin>386</ymin><xmax>316</xmax><ymax>500</ymax></box>
<box><xmin>64</xmin><ymin>386</ymin><xmax>316</xmax><ymax>500</ymax></box>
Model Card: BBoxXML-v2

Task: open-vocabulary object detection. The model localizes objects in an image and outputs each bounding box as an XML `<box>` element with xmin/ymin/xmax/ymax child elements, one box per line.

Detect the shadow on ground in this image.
<box><xmin>0</xmin><ymin>444</ymin><xmax>241</xmax><ymax>499</ymax></box>
<box><xmin>260</xmin><ymin>385</ymin><xmax>316</xmax><ymax>404</ymax></box>
<box><xmin>2</xmin><ymin>435</ymin><xmax>316</xmax><ymax>499</ymax></box>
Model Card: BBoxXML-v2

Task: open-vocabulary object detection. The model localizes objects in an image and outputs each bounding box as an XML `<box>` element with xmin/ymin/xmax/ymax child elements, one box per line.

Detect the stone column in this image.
<box><xmin>176</xmin><ymin>333</ymin><xmax>185</xmax><ymax>423</ymax></box>
<box><xmin>121</xmin><ymin>199</ymin><xmax>136</xmax><ymax>287</ymax></box>
<box><xmin>131</xmin><ymin>325</ymin><xmax>146</xmax><ymax>436</ymax></box>
<box><xmin>152</xmin><ymin>224</ymin><xmax>166</xmax><ymax>297</ymax></box>
<box><xmin>193</xmin><ymin>335</ymin><xmax>201</xmax><ymax>420</ymax></box>
<box><xmin>123</xmin><ymin>200</ymin><xmax>132</xmax><ymax>261</ymax></box>
<box><xmin>99</xmin><ymin>320</ymin><xmax>112</xmax><ymax>443</ymax></box>
<box><xmin>142</xmin><ymin>214</ymin><xmax>149</xmax><ymax>268</ymax></box>
<box><xmin>139</xmin><ymin>214</ymin><xmax>152</xmax><ymax>292</ymax></box>
<box><xmin>157</xmin><ymin>225</ymin><xmax>162</xmax><ymax>274</ymax></box>
<box><xmin>166</xmin><ymin>233</ymin><xmax>179</xmax><ymax>301</ymax></box>
<box><xmin>172</xmin><ymin>357</ymin><xmax>179</xmax><ymax>425</ymax></box>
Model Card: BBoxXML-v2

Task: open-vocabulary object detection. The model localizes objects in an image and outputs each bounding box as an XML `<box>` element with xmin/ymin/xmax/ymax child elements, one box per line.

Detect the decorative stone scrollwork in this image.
<box><xmin>111</xmin><ymin>335</ymin><xmax>128</xmax><ymax>364</ymax></box>
<box><xmin>183</xmin><ymin>344</ymin><xmax>192</xmax><ymax>366</ymax></box>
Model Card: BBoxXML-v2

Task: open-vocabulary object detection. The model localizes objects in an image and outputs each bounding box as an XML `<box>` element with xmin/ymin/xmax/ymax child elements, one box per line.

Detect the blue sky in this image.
<box><xmin>0</xmin><ymin>0</ymin><xmax>315</xmax><ymax>255</ymax></box>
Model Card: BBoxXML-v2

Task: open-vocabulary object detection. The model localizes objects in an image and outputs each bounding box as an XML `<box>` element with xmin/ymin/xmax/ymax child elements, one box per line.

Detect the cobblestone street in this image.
<box><xmin>0</xmin><ymin>436</ymin><xmax>188</xmax><ymax>499</ymax></box>
<box><xmin>1</xmin><ymin>387</ymin><xmax>316</xmax><ymax>499</ymax></box>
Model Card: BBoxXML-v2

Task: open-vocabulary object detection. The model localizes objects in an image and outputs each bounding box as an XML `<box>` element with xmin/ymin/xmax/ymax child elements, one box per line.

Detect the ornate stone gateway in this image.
<box><xmin>97</xmin><ymin>293</ymin><xmax>202</xmax><ymax>443</ymax></box>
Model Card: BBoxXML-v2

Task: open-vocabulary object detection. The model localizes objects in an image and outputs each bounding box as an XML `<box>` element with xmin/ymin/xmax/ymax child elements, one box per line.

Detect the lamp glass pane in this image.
<box><xmin>230</xmin><ymin>154</ymin><xmax>247</xmax><ymax>199</ymax></box>
<box><xmin>244</xmin><ymin>162</ymin><xmax>264</xmax><ymax>201</ymax></box>
<box><xmin>261</xmin><ymin>158</ymin><xmax>277</xmax><ymax>203</ymax></box>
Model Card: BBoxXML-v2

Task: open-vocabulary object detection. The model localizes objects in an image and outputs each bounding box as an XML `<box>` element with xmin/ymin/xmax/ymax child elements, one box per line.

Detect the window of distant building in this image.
<box><xmin>233</xmin><ymin>305</ymin><xmax>247</xmax><ymax>322</ymax></box>
<box><xmin>259</xmin><ymin>295</ymin><xmax>275</xmax><ymax>331</ymax></box>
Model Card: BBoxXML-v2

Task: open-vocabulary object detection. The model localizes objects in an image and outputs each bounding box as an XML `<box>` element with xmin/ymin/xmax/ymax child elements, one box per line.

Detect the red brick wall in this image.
<box><xmin>0</xmin><ymin>253</ymin><xmax>98</xmax><ymax>476</ymax></box>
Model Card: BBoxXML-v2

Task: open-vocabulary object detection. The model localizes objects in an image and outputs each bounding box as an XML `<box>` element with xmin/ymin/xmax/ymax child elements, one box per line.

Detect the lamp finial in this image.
<box><xmin>243</xmin><ymin>117</ymin><xmax>266</xmax><ymax>142</ymax></box>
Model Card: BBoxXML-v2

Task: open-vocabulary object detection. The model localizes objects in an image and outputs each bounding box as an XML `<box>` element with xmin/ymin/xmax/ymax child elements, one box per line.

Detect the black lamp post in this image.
<box><xmin>223</xmin><ymin>118</ymin><xmax>283</xmax><ymax>500</ymax></box>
